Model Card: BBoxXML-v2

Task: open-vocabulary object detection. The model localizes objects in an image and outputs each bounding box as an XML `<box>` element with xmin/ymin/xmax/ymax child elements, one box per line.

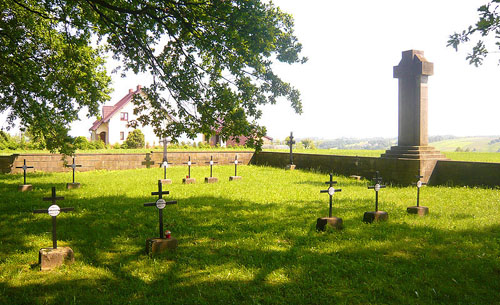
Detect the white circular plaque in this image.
<box><xmin>210</xmin><ymin>160</ymin><xmax>213</xmax><ymax>165</ymax></box>
<box><xmin>48</xmin><ymin>205</ymin><xmax>60</xmax><ymax>216</ymax></box>
<box><xmin>234</xmin><ymin>160</ymin><xmax>238</xmax><ymax>165</ymax></box>
<box><xmin>162</xmin><ymin>161</ymin><xmax>169</xmax><ymax>168</ymax></box>
<box><xmin>374</xmin><ymin>184</ymin><xmax>381</xmax><ymax>192</ymax></box>
<box><xmin>187</xmin><ymin>161</ymin><xmax>191</xmax><ymax>166</ymax></box>
<box><xmin>416</xmin><ymin>181</ymin><xmax>422</xmax><ymax>188</ymax></box>
<box><xmin>156</xmin><ymin>199</ymin><xmax>166</xmax><ymax>209</ymax></box>
<box><xmin>328</xmin><ymin>187</ymin><xmax>335</xmax><ymax>196</ymax></box>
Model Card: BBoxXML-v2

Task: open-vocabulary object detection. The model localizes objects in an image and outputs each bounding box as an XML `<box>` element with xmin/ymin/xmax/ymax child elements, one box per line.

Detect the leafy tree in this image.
<box><xmin>73</xmin><ymin>136</ymin><xmax>90</xmax><ymax>150</ymax></box>
<box><xmin>448</xmin><ymin>1</ymin><xmax>500</xmax><ymax>66</ymax></box>
<box><xmin>125</xmin><ymin>129</ymin><xmax>145</xmax><ymax>149</ymax></box>
<box><xmin>1</xmin><ymin>0</ymin><xmax>305</xmax><ymax>154</ymax></box>
<box><xmin>301</xmin><ymin>138</ymin><xmax>315</xmax><ymax>149</ymax></box>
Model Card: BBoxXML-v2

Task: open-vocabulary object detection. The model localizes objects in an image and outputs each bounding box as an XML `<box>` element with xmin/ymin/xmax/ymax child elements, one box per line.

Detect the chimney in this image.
<box><xmin>137</xmin><ymin>85</ymin><xmax>142</xmax><ymax>91</ymax></box>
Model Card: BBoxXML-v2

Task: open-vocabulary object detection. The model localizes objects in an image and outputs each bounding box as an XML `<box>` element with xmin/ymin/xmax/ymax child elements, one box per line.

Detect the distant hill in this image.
<box><xmin>430</xmin><ymin>136</ymin><xmax>500</xmax><ymax>152</ymax></box>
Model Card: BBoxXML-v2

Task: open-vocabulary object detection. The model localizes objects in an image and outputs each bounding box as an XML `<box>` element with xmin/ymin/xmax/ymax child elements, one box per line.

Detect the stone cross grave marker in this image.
<box><xmin>33</xmin><ymin>187</ymin><xmax>75</xmax><ymax>270</ymax></box>
<box><xmin>65</xmin><ymin>156</ymin><xmax>82</xmax><ymax>189</ymax></box>
<box><xmin>143</xmin><ymin>180</ymin><xmax>178</xmax><ymax>254</ymax></box>
<box><xmin>363</xmin><ymin>171</ymin><xmax>388</xmax><ymax>223</ymax></box>
<box><xmin>16</xmin><ymin>159</ymin><xmax>34</xmax><ymax>191</ymax></box>
<box><xmin>182</xmin><ymin>156</ymin><xmax>196</xmax><ymax>184</ymax></box>
<box><xmin>142</xmin><ymin>153</ymin><xmax>155</xmax><ymax>168</ymax></box>
<box><xmin>316</xmin><ymin>174</ymin><xmax>343</xmax><ymax>231</ymax></box>
<box><xmin>407</xmin><ymin>175</ymin><xmax>429</xmax><ymax>216</ymax></box>
<box><xmin>229</xmin><ymin>155</ymin><xmax>242</xmax><ymax>181</ymax></box>
<box><xmin>286</xmin><ymin>131</ymin><xmax>296</xmax><ymax>170</ymax></box>
<box><xmin>204</xmin><ymin>155</ymin><xmax>218</xmax><ymax>183</ymax></box>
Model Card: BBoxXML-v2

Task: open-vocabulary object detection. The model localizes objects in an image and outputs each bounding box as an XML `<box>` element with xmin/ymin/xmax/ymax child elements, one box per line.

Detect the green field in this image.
<box><xmin>1</xmin><ymin>165</ymin><xmax>499</xmax><ymax>304</ymax></box>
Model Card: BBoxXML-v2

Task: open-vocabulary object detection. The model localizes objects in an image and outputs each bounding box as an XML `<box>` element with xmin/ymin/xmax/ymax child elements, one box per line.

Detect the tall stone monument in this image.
<box><xmin>381</xmin><ymin>50</ymin><xmax>447</xmax><ymax>182</ymax></box>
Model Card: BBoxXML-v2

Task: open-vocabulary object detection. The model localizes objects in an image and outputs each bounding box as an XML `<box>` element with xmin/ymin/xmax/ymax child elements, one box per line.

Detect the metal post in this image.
<box><xmin>417</xmin><ymin>187</ymin><xmax>420</xmax><ymax>207</ymax></box>
<box><xmin>159</xmin><ymin>209</ymin><xmax>163</xmax><ymax>239</ymax></box>
<box><xmin>375</xmin><ymin>191</ymin><xmax>379</xmax><ymax>212</ymax></box>
<box><xmin>52</xmin><ymin>216</ymin><xmax>57</xmax><ymax>249</ymax></box>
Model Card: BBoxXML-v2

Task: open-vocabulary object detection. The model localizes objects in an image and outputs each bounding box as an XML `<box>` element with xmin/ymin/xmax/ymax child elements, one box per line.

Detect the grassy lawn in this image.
<box><xmin>1</xmin><ymin>165</ymin><xmax>499</xmax><ymax>304</ymax></box>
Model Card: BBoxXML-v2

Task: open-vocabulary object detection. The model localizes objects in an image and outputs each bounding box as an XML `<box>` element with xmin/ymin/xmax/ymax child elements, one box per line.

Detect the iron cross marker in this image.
<box><xmin>288</xmin><ymin>131</ymin><xmax>296</xmax><ymax>165</ymax></box>
<box><xmin>183</xmin><ymin>156</ymin><xmax>196</xmax><ymax>178</ymax></box>
<box><xmin>407</xmin><ymin>175</ymin><xmax>429</xmax><ymax>216</ymax></box>
<box><xmin>413</xmin><ymin>175</ymin><xmax>427</xmax><ymax>207</ymax></box>
<box><xmin>320</xmin><ymin>174</ymin><xmax>342</xmax><ymax>218</ymax></box>
<box><xmin>16</xmin><ymin>159</ymin><xmax>34</xmax><ymax>185</ymax></box>
<box><xmin>142</xmin><ymin>153</ymin><xmax>155</xmax><ymax>168</ymax></box>
<box><xmin>143</xmin><ymin>180</ymin><xmax>177</xmax><ymax>239</ymax></box>
<box><xmin>160</xmin><ymin>138</ymin><xmax>172</xmax><ymax>179</ymax></box>
<box><xmin>65</xmin><ymin>157</ymin><xmax>82</xmax><ymax>184</ymax></box>
<box><xmin>233</xmin><ymin>155</ymin><xmax>239</xmax><ymax>176</ymax></box>
<box><xmin>33</xmin><ymin>187</ymin><xmax>74</xmax><ymax>249</ymax></box>
<box><xmin>205</xmin><ymin>156</ymin><xmax>218</xmax><ymax>178</ymax></box>
<box><xmin>367</xmin><ymin>171</ymin><xmax>386</xmax><ymax>212</ymax></box>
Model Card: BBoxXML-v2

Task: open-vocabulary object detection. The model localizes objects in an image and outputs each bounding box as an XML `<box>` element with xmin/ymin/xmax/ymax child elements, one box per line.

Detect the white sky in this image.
<box><xmin>68</xmin><ymin>0</ymin><xmax>500</xmax><ymax>141</ymax></box>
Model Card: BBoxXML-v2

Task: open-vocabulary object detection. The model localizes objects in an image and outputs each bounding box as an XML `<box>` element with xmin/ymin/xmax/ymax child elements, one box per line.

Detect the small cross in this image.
<box><xmin>142</xmin><ymin>153</ymin><xmax>155</xmax><ymax>168</ymax></box>
<box><xmin>413</xmin><ymin>175</ymin><xmax>427</xmax><ymax>207</ymax></box>
<box><xmin>232</xmin><ymin>155</ymin><xmax>239</xmax><ymax>176</ymax></box>
<box><xmin>368</xmin><ymin>171</ymin><xmax>386</xmax><ymax>211</ymax></box>
<box><xmin>16</xmin><ymin>159</ymin><xmax>34</xmax><ymax>185</ymax></box>
<box><xmin>183</xmin><ymin>156</ymin><xmax>196</xmax><ymax>178</ymax></box>
<box><xmin>65</xmin><ymin>157</ymin><xmax>82</xmax><ymax>184</ymax></box>
<box><xmin>288</xmin><ymin>131</ymin><xmax>296</xmax><ymax>165</ymax></box>
<box><xmin>320</xmin><ymin>174</ymin><xmax>342</xmax><ymax>218</ymax></box>
<box><xmin>205</xmin><ymin>156</ymin><xmax>218</xmax><ymax>178</ymax></box>
<box><xmin>33</xmin><ymin>187</ymin><xmax>74</xmax><ymax>249</ymax></box>
<box><xmin>144</xmin><ymin>180</ymin><xmax>177</xmax><ymax>239</ymax></box>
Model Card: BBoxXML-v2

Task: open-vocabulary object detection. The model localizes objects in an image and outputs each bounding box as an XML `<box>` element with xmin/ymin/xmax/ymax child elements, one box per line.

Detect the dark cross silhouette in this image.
<box><xmin>144</xmin><ymin>180</ymin><xmax>177</xmax><ymax>239</ymax></box>
<box><xmin>33</xmin><ymin>187</ymin><xmax>74</xmax><ymax>249</ymax></box>
<box><xmin>413</xmin><ymin>175</ymin><xmax>427</xmax><ymax>207</ymax></box>
<box><xmin>16</xmin><ymin>159</ymin><xmax>34</xmax><ymax>185</ymax></box>
<box><xmin>320</xmin><ymin>174</ymin><xmax>342</xmax><ymax>218</ymax></box>
<box><xmin>367</xmin><ymin>171</ymin><xmax>386</xmax><ymax>211</ymax></box>
<box><xmin>288</xmin><ymin>131</ymin><xmax>296</xmax><ymax>165</ymax></box>
<box><xmin>65</xmin><ymin>157</ymin><xmax>82</xmax><ymax>184</ymax></box>
<box><xmin>232</xmin><ymin>155</ymin><xmax>239</xmax><ymax>176</ymax></box>
<box><xmin>205</xmin><ymin>156</ymin><xmax>218</xmax><ymax>178</ymax></box>
<box><xmin>183</xmin><ymin>156</ymin><xmax>196</xmax><ymax>178</ymax></box>
<box><xmin>142</xmin><ymin>153</ymin><xmax>155</xmax><ymax>168</ymax></box>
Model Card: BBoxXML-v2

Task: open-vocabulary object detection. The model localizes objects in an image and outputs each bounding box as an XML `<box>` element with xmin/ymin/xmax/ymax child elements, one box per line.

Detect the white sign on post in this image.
<box><xmin>48</xmin><ymin>205</ymin><xmax>60</xmax><ymax>217</ymax></box>
<box><xmin>156</xmin><ymin>199</ymin><xmax>166</xmax><ymax>209</ymax></box>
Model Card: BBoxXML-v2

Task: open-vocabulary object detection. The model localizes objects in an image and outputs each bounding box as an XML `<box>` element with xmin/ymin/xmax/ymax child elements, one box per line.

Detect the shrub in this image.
<box><xmin>125</xmin><ymin>129</ymin><xmax>145</xmax><ymax>149</ymax></box>
<box><xmin>90</xmin><ymin>140</ymin><xmax>106</xmax><ymax>149</ymax></box>
<box><xmin>73</xmin><ymin>136</ymin><xmax>90</xmax><ymax>150</ymax></box>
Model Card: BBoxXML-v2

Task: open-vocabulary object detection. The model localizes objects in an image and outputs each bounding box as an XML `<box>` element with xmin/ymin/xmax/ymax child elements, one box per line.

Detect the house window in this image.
<box><xmin>120</xmin><ymin>112</ymin><xmax>128</xmax><ymax>121</ymax></box>
<box><xmin>120</xmin><ymin>132</ymin><xmax>125</xmax><ymax>140</ymax></box>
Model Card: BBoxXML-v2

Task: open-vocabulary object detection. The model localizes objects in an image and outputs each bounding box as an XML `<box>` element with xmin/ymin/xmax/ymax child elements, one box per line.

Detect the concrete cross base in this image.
<box><xmin>229</xmin><ymin>176</ymin><xmax>242</xmax><ymax>181</ymax></box>
<box><xmin>182</xmin><ymin>178</ymin><xmax>196</xmax><ymax>184</ymax></box>
<box><xmin>363</xmin><ymin>211</ymin><xmax>389</xmax><ymax>223</ymax></box>
<box><xmin>205</xmin><ymin>177</ymin><xmax>218</xmax><ymax>183</ymax></box>
<box><xmin>349</xmin><ymin>175</ymin><xmax>361</xmax><ymax>180</ymax></box>
<box><xmin>146</xmin><ymin>238</ymin><xmax>178</xmax><ymax>255</ymax></box>
<box><xmin>285</xmin><ymin>164</ymin><xmax>296</xmax><ymax>170</ymax></box>
<box><xmin>407</xmin><ymin>206</ymin><xmax>429</xmax><ymax>216</ymax></box>
<box><xmin>38</xmin><ymin>247</ymin><xmax>74</xmax><ymax>271</ymax></box>
<box><xmin>66</xmin><ymin>183</ymin><xmax>81</xmax><ymax>189</ymax></box>
<box><xmin>18</xmin><ymin>184</ymin><xmax>33</xmax><ymax>192</ymax></box>
<box><xmin>316</xmin><ymin>217</ymin><xmax>343</xmax><ymax>231</ymax></box>
<box><xmin>160</xmin><ymin>179</ymin><xmax>172</xmax><ymax>185</ymax></box>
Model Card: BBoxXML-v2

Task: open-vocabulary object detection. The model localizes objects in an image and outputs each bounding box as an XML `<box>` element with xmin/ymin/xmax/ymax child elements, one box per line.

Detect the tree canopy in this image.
<box><xmin>448</xmin><ymin>1</ymin><xmax>500</xmax><ymax>66</ymax></box>
<box><xmin>0</xmin><ymin>0</ymin><xmax>306</xmax><ymax>153</ymax></box>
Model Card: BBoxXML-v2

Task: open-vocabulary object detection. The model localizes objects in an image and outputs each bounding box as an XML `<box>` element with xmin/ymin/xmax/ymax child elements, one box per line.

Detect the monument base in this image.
<box><xmin>229</xmin><ymin>176</ymin><xmax>242</xmax><ymax>181</ymax></box>
<box><xmin>363</xmin><ymin>211</ymin><xmax>388</xmax><ymax>223</ymax></box>
<box><xmin>39</xmin><ymin>247</ymin><xmax>74</xmax><ymax>271</ymax></box>
<box><xmin>182</xmin><ymin>178</ymin><xmax>196</xmax><ymax>184</ymax></box>
<box><xmin>66</xmin><ymin>183</ymin><xmax>81</xmax><ymax>189</ymax></box>
<box><xmin>205</xmin><ymin>177</ymin><xmax>218</xmax><ymax>184</ymax></box>
<box><xmin>18</xmin><ymin>184</ymin><xmax>33</xmax><ymax>192</ymax></box>
<box><xmin>160</xmin><ymin>179</ymin><xmax>172</xmax><ymax>185</ymax></box>
<box><xmin>285</xmin><ymin>164</ymin><xmax>296</xmax><ymax>170</ymax></box>
<box><xmin>407</xmin><ymin>206</ymin><xmax>429</xmax><ymax>216</ymax></box>
<box><xmin>316</xmin><ymin>217</ymin><xmax>343</xmax><ymax>231</ymax></box>
<box><xmin>349</xmin><ymin>175</ymin><xmax>361</xmax><ymax>181</ymax></box>
<box><xmin>146</xmin><ymin>237</ymin><xmax>178</xmax><ymax>255</ymax></box>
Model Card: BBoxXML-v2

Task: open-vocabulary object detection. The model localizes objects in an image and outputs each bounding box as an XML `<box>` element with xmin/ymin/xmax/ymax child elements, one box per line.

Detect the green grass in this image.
<box><xmin>1</xmin><ymin>166</ymin><xmax>499</xmax><ymax>304</ymax></box>
<box><xmin>431</xmin><ymin>136</ymin><xmax>500</xmax><ymax>152</ymax></box>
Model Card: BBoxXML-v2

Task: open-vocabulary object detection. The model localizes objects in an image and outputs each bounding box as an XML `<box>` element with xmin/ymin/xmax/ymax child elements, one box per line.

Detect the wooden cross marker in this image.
<box><xmin>205</xmin><ymin>156</ymin><xmax>218</xmax><ymax>178</ymax></box>
<box><xmin>143</xmin><ymin>180</ymin><xmax>177</xmax><ymax>239</ymax></box>
<box><xmin>368</xmin><ymin>171</ymin><xmax>386</xmax><ymax>212</ymax></box>
<box><xmin>364</xmin><ymin>171</ymin><xmax>388</xmax><ymax>223</ymax></box>
<box><xmin>65</xmin><ymin>157</ymin><xmax>82</xmax><ymax>184</ymax></box>
<box><xmin>33</xmin><ymin>187</ymin><xmax>74</xmax><ymax>249</ymax></box>
<box><xmin>16</xmin><ymin>159</ymin><xmax>34</xmax><ymax>185</ymax></box>
<box><xmin>142</xmin><ymin>153</ymin><xmax>155</xmax><ymax>168</ymax></box>
<box><xmin>320</xmin><ymin>174</ymin><xmax>342</xmax><ymax>218</ymax></box>
<box><xmin>407</xmin><ymin>175</ymin><xmax>429</xmax><ymax>216</ymax></box>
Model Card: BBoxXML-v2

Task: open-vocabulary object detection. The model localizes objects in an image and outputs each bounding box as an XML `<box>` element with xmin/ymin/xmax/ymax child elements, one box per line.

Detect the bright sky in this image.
<box><xmin>70</xmin><ymin>0</ymin><xmax>500</xmax><ymax>141</ymax></box>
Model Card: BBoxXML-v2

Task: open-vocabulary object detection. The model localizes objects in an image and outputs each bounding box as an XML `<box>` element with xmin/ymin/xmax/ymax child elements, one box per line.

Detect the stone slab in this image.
<box><xmin>349</xmin><ymin>175</ymin><xmax>361</xmax><ymax>180</ymax></box>
<box><xmin>66</xmin><ymin>183</ymin><xmax>81</xmax><ymax>189</ymax></box>
<box><xmin>407</xmin><ymin>206</ymin><xmax>429</xmax><ymax>216</ymax></box>
<box><xmin>160</xmin><ymin>179</ymin><xmax>172</xmax><ymax>185</ymax></box>
<box><xmin>39</xmin><ymin>247</ymin><xmax>74</xmax><ymax>271</ymax></box>
<box><xmin>363</xmin><ymin>211</ymin><xmax>389</xmax><ymax>223</ymax></box>
<box><xmin>285</xmin><ymin>164</ymin><xmax>296</xmax><ymax>170</ymax></box>
<box><xmin>182</xmin><ymin>178</ymin><xmax>196</xmax><ymax>184</ymax></box>
<box><xmin>229</xmin><ymin>176</ymin><xmax>242</xmax><ymax>181</ymax></box>
<box><xmin>205</xmin><ymin>177</ymin><xmax>218</xmax><ymax>184</ymax></box>
<box><xmin>316</xmin><ymin>217</ymin><xmax>343</xmax><ymax>231</ymax></box>
<box><xmin>18</xmin><ymin>184</ymin><xmax>33</xmax><ymax>192</ymax></box>
<box><xmin>146</xmin><ymin>237</ymin><xmax>178</xmax><ymax>255</ymax></box>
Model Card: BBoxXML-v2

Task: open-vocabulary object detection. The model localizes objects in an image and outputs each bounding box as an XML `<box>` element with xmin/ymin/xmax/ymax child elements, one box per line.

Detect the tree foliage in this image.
<box><xmin>448</xmin><ymin>1</ymin><xmax>500</xmax><ymax>66</ymax></box>
<box><xmin>0</xmin><ymin>0</ymin><xmax>305</xmax><ymax>153</ymax></box>
<box><xmin>125</xmin><ymin>129</ymin><xmax>145</xmax><ymax>149</ymax></box>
